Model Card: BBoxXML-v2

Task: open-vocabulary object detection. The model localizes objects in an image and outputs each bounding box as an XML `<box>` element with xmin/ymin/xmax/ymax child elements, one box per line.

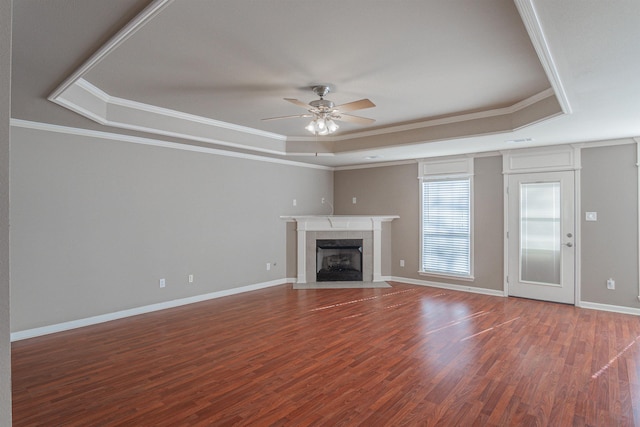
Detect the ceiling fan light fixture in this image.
<box><xmin>263</xmin><ymin>84</ymin><xmax>374</xmax><ymax>136</ymax></box>
<box><xmin>305</xmin><ymin>121</ymin><xmax>317</xmax><ymax>133</ymax></box>
<box><xmin>306</xmin><ymin>115</ymin><xmax>339</xmax><ymax>135</ymax></box>
<box><xmin>326</xmin><ymin>119</ymin><xmax>339</xmax><ymax>133</ymax></box>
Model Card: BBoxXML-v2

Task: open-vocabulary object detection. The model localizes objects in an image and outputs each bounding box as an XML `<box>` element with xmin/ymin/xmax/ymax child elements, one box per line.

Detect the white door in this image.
<box><xmin>507</xmin><ymin>171</ymin><xmax>575</xmax><ymax>304</ymax></box>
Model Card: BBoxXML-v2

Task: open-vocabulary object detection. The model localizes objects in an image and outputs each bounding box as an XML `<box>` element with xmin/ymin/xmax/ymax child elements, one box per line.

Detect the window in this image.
<box><xmin>419</xmin><ymin>158</ymin><xmax>473</xmax><ymax>278</ymax></box>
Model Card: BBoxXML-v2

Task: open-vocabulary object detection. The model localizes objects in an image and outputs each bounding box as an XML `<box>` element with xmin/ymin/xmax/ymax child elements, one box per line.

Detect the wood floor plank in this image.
<box><xmin>11</xmin><ymin>282</ymin><xmax>640</xmax><ymax>426</ymax></box>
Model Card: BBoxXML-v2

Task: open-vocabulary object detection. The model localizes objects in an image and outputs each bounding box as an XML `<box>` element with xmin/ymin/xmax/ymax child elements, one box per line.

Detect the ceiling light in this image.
<box><xmin>326</xmin><ymin>119</ymin><xmax>339</xmax><ymax>133</ymax></box>
<box><xmin>305</xmin><ymin>121</ymin><xmax>316</xmax><ymax>133</ymax></box>
<box><xmin>306</xmin><ymin>113</ymin><xmax>340</xmax><ymax>136</ymax></box>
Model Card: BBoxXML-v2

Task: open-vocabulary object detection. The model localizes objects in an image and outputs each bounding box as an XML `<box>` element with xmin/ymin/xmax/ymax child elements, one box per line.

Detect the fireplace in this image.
<box><xmin>316</xmin><ymin>239</ymin><xmax>363</xmax><ymax>282</ymax></box>
<box><xmin>281</xmin><ymin>215</ymin><xmax>399</xmax><ymax>284</ymax></box>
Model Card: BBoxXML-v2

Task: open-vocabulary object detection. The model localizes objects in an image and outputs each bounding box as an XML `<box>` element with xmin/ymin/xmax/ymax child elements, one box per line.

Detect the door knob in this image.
<box><xmin>564</xmin><ymin>242</ymin><xmax>573</xmax><ymax>247</ymax></box>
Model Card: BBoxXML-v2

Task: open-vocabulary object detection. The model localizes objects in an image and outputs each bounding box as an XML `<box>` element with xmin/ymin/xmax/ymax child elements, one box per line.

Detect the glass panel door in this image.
<box><xmin>520</xmin><ymin>182</ymin><xmax>561</xmax><ymax>285</ymax></box>
<box><xmin>507</xmin><ymin>171</ymin><xmax>575</xmax><ymax>304</ymax></box>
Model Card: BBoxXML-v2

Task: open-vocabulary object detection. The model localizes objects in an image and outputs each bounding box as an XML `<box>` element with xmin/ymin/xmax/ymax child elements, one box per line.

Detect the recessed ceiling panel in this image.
<box><xmin>83</xmin><ymin>0</ymin><xmax>550</xmax><ymax>137</ymax></box>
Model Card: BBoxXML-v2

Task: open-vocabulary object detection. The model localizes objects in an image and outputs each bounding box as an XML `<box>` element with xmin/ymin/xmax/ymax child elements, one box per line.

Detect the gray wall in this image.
<box><xmin>581</xmin><ymin>143</ymin><xmax>640</xmax><ymax>308</ymax></box>
<box><xmin>334</xmin><ymin>156</ymin><xmax>505</xmax><ymax>291</ymax></box>
<box><xmin>335</xmin><ymin>146</ymin><xmax>640</xmax><ymax>309</ymax></box>
<box><xmin>0</xmin><ymin>0</ymin><xmax>10</xmax><ymax>422</ymax></box>
<box><xmin>334</xmin><ymin>163</ymin><xmax>419</xmax><ymax>280</ymax></box>
<box><xmin>10</xmin><ymin>126</ymin><xmax>332</xmax><ymax>331</ymax></box>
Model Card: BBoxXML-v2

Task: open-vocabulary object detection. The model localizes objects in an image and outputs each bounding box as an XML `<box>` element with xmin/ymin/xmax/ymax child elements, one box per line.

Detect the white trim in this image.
<box><xmin>574</xmin><ymin>158</ymin><xmax>582</xmax><ymax>305</ymax></box>
<box><xmin>503</xmin><ymin>158</ymin><xmax>579</xmax><ymax>305</ymax></box>
<box><xmin>502</xmin><ymin>145</ymin><xmax>580</xmax><ymax>174</ymax></box>
<box><xmin>390</xmin><ymin>276</ymin><xmax>505</xmax><ymax>297</ymax></box>
<box><xmin>10</xmin><ymin>279</ymin><xmax>287</xmax><ymax>341</ymax></box>
<box><xmin>503</xmin><ymin>167</ymin><xmax>510</xmax><ymax>296</ymax></box>
<box><xmin>373</xmin><ymin>221</ymin><xmax>383</xmax><ymax>282</ymax></box>
<box><xmin>419</xmin><ymin>165</ymin><xmax>474</xmax><ymax>279</ymax></box>
<box><xmin>43</xmin><ymin>0</ymin><xmax>568</xmax><ymax>157</ymax></box>
<box><xmin>10</xmin><ymin>119</ymin><xmax>333</xmax><ymax>171</ymax></box>
<box><xmin>335</xmin><ymin>153</ymin><xmax>506</xmax><ymax>172</ymax></box>
<box><xmin>572</xmin><ymin>137</ymin><xmax>639</xmax><ymax>150</ymax></box>
<box><xmin>636</xmin><ymin>137</ymin><xmax>640</xmax><ymax>302</ymax></box>
<box><xmin>78</xmin><ymin>78</ymin><xmax>286</xmax><ymax>142</ymax></box>
<box><xmin>418</xmin><ymin>271</ymin><xmax>475</xmax><ymax>282</ymax></box>
<box><xmin>56</xmin><ymin>74</ymin><xmax>560</xmax><ymax>148</ymax></box>
<box><xmin>48</xmin><ymin>0</ymin><xmax>175</xmax><ymax>101</ymax></box>
<box><xmin>284</xmin><ymin>215</ymin><xmax>399</xmax><ymax>284</ymax></box>
<box><xmin>514</xmin><ymin>0</ymin><xmax>572</xmax><ymax>114</ymax></box>
<box><xmin>334</xmin><ymin>159</ymin><xmax>418</xmax><ymax>171</ymax></box>
<box><xmin>579</xmin><ymin>301</ymin><xmax>640</xmax><ymax>316</ymax></box>
<box><xmin>110</xmin><ymin>95</ymin><xmax>286</xmax><ymax>141</ymax></box>
<box><xmin>304</xmin><ymin>89</ymin><xmax>557</xmax><ymax>141</ymax></box>
<box><xmin>52</xmin><ymin>79</ymin><xmax>289</xmax><ymax>156</ymax></box>
<box><xmin>391</xmin><ymin>277</ymin><xmax>639</xmax><ymax>315</ymax></box>
<box><xmin>419</xmin><ymin>157</ymin><xmax>474</xmax><ymax>178</ymax></box>
<box><xmin>76</xmin><ymin>78</ymin><xmax>110</xmax><ymax>102</ymax></box>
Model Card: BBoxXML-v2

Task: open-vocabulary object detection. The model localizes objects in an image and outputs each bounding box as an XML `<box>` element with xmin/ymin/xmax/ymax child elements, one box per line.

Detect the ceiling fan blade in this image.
<box><xmin>284</xmin><ymin>98</ymin><xmax>312</xmax><ymax>109</ymax></box>
<box><xmin>335</xmin><ymin>98</ymin><xmax>375</xmax><ymax>112</ymax></box>
<box><xmin>261</xmin><ymin>114</ymin><xmax>312</xmax><ymax>121</ymax></box>
<box><xmin>336</xmin><ymin>114</ymin><xmax>376</xmax><ymax>125</ymax></box>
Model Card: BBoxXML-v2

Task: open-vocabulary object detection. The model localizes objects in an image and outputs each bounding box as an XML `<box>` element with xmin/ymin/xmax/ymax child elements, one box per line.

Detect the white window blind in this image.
<box><xmin>421</xmin><ymin>178</ymin><xmax>471</xmax><ymax>276</ymax></box>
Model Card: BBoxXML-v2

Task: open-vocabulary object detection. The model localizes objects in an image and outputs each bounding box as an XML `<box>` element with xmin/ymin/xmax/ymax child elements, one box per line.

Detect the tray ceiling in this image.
<box><xmin>11</xmin><ymin>0</ymin><xmax>640</xmax><ymax>167</ymax></box>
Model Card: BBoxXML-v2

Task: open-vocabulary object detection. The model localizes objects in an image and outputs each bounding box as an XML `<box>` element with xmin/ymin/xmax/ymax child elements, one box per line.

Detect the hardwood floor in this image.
<box><xmin>12</xmin><ymin>282</ymin><xmax>640</xmax><ymax>426</ymax></box>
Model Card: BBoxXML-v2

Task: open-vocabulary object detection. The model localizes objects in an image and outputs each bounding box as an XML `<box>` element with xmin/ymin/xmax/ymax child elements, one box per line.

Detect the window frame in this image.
<box><xmin>418</xmin><ymin>158</ymin><xmax>475</xmax><ymax>280</ymax></box>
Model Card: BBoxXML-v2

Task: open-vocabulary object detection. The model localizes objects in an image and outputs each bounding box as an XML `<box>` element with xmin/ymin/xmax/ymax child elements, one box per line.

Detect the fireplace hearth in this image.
<box><xmin>316</xmin><ymin>239</ymin><xmax>363</xmax><ymax>282</ymax></box>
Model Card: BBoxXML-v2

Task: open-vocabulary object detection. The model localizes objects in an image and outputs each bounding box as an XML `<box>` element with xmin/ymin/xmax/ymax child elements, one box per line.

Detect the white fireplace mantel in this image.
<box><xmin>281</xmin><ymin>215</ymin><xmax>399</xmax><ymax>283</ymax></box>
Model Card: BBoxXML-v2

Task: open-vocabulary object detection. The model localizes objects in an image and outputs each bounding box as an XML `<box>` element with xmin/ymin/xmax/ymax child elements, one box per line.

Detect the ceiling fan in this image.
<box><xmin>262</xmin><ymin>85</ymin><xmax>376</xmax><ymax>135</ymax></box>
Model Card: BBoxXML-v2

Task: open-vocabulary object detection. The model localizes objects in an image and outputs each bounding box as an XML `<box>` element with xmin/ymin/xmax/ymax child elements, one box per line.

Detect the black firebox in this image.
<box><xmin>315</xmin><ymin>239</ymin><xmax>363</xmax><ymax>282</ymax></box>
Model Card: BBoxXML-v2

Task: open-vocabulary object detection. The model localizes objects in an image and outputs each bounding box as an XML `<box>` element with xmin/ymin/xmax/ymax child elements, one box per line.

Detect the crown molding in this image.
<box><xmin>334</xmin><ymin>159</ymin><xmax>418</xmax><ymax>171</ymax></box>
<box><xmin>46</xmin><ymin>0</ymin><xmax>570</xmax><ymax>159</ymax></box>
<box><xmin>52</xmin><ymin>78</ymin><xmax>289</xmax><ymax>155</ymax></box>
<box><xmin>514</xmin><ymin>0</ymin><xmax>572</xmax><ymax>114</ymax></box>
<box><xmin>55</xmin><ymin>76</ymin><xmax>563</xmax><ymax>155</ymax></box>
<box><xmin>314</xmin><ymin>88</ymin><xmax>558</xmax><ymax>142</ymax></box>
<box><xmin>48</xmin><ymin>0</ymin><xmax>175</xmax><ymax>101</ymax></box>
<box><xmin>10</xmin><ymin>119</ymin><xmax>333</xmax><ymax>171</ymax></box>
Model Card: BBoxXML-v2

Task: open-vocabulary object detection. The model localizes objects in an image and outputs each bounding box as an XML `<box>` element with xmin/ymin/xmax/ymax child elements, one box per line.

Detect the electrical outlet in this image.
<box><xmin>607</xmin><ymin>278</ymin><xmax>615</xmax><ymax>290</ymax></box>
<box><xmin>352</xmin><ymin>197</ymin><xmax>357</xmax><ymax>204</ymax></box>
<box><xmin>266</xmin><ymin>262</ymin><xmax>271</xmax><ymax>271</ymax></box>
<box><xmin>159</xmin><ymin>278</ymin><xmax>166</xmax><ymax>288</ymax></box>
<box><xmin>321</xmin><ymin>197</ymin><xmax>325</xmax><ymax>204</ymax></box>
<box><xmin>293</xmin><ymin>199</ymin><xmax>297</xmax><ymax>206</ymax></box>
<box><xmin>400</xmin><ymin>259</ymin><xmax>405</xmax><ymax>267</ymax></box>
<box><xmin>188</xmin><ymin>274</ymin><xmax>194</xmax><ymax>283</ymax></box>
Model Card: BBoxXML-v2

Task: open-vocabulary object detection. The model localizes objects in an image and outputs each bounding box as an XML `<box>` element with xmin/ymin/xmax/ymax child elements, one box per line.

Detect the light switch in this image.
<box><xmin>585</xmin><ymin>212</ymin><xmax>597</xmax><ymax>221</ymax></box>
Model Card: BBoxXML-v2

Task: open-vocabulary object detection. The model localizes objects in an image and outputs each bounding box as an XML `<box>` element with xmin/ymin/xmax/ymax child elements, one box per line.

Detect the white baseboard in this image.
<box><xmin>389</xmin><ymin>276</ymin><xmax>506</xmax><ymax>297</ymax></box>
<box><xmin>14</xmin><ymin>278</ymin><xmax>636</xmax><ymax>342</ymax></box>
<box><xmin>578</xmin><ymin>301</ymin><xmax>640</xmax><ymax>316</ymax></box>
<box><xmin>11</xmin><ymin>279</ymin><xmax>288</xmax><ymax>341</ymax></box>
<box><xmin>390</xmin><ymin>277</ymin><xmax>640</xmax><ymax>316</ymax></box>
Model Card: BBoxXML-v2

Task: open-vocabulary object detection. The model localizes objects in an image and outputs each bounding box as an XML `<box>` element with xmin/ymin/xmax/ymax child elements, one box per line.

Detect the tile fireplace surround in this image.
<box><xmin>282</xmin><ymin>216</ymin><xmax>399</xmax><ymax>284</ymax></box>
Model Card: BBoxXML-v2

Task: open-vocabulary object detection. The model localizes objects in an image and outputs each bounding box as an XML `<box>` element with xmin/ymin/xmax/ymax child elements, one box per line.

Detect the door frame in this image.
<box><xmin>502</xmin><ymin>146</ymin><xmax>581</xmax><ymax>306</ymax></box>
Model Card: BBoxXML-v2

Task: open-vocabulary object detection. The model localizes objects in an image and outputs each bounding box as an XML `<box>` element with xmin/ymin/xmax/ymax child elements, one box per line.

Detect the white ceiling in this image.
<box><xmin>11</xmin><ymin>0</ymin><xmax>640</xmax><ymax>167</ymax></box>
